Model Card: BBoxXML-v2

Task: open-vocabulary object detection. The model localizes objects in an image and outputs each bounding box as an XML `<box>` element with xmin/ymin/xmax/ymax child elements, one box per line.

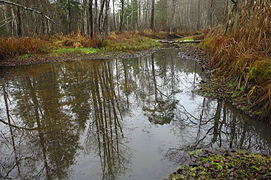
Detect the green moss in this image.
<box><xmin>188</xmin><ymin>149</ymin><xmax>203</xmax><ymax>156</ymax></box>
<box><xmin>168</xmin><ymin>150</ymin><xmax>271</xmax><ymax>180</ymax></box>
<box><xmin>17</xmin><ymin>54</ymin><xmax>31</xmax><ymax>59</ymax></box>
<box><xmin>52</xmin><ymin>47</ymin><xmax>100</xmax><ymax>54</ymax></box>
<box><xmin>177</xmin><ymin>36</ymin><xmax>194</xmax><ymax>42</ymax></box>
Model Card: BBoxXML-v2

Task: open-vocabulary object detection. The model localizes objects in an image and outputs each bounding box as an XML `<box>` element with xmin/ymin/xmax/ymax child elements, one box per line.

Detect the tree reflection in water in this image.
<box><xmin>166</xmin><ymin>99</ymin><xmax>271</xmax><ymax>164</ymax></box>
<box><xmin>0</xmin><ymin>49</ymin><xmax>270</xmax><ymax>179</ymax></box>
<box><xmin>84</xmin><ymin>61</ymin><xmax>130</xmax><ymax>180</ymax></box>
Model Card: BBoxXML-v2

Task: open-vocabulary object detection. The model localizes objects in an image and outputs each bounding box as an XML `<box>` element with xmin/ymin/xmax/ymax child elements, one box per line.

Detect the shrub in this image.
<box><xmin>0</xmin><ymin>37</ymin><xmax>49</xmax><ymax>60</ymax></box>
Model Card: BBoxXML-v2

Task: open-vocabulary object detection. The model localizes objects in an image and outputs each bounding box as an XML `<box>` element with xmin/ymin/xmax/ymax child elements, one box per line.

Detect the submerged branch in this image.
<box><xmin>0</xmin><ymin>118</ymin><xmax>45</xmax><ymax>131</ymax></box>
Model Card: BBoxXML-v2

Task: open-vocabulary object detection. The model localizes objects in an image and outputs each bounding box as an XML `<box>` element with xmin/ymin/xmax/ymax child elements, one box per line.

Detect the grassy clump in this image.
<box><xmin>201</xmin><ymin>1</ymin><xmax>271</xmax><ymax>122</ymax></box>
<box><xmin>168</xmin><ymin>150</ymin><xmax>271</xmax><ymax>180</ymax></box>
<box><xmin>49</xmin><ymin>32</ymin><xmax>160</xmax><ymax>52</ymax></box>
<box><xmin>104</xmin><ymin>32</ymin><xmax>160</xmax><ymax>51</ymax></box>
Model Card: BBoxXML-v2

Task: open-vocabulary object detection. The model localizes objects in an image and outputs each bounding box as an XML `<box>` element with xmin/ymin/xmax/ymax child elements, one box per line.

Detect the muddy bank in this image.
<box><xmin>176</xmin><ymin>45</ymin><xmax>270</xmax><ymax>126</ymax></box>
<box><xmin>0</xmin><ymin>48</ymin><xmax>160</xmax><ymax>67</ymax></box>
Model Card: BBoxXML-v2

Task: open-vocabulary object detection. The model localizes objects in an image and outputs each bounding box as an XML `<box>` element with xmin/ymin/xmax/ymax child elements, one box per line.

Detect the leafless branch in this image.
<box><xmin>0</xmin><ymin>0</ymin><xmax>54</xmax><ymax>23</ymax></box>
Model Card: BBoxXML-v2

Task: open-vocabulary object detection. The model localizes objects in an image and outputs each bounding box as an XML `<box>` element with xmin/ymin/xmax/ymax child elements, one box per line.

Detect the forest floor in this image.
<box><xmin>167</xmin><ymin>150</ymin><xmax>271</xmax><ymax>180</ymax></box>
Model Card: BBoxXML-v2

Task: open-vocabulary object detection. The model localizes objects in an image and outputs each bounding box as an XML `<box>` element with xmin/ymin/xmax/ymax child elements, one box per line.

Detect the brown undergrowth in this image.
<box><xmin>202</xmin><ymin>0</ymin><xmax>271</xmax><ymax>123</ymax></box>
<box><xmin>0</xmin><ymin>38</ymin><xmax>49</xmax><ymax>60</ymax></box>
<box><xmin>0</xmin><ymin>30</ymin><xmax>199</xmax><ymax>62</ymax></box>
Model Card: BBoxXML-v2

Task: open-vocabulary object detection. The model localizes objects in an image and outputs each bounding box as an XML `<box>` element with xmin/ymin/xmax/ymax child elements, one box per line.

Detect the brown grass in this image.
<box><xmin>0</xmin><ymin>37</ymin><xmax>49</xmax><ymax>60</ymax></box>
<box><xmin>0</xmin><ymin>30</ymin><xmax>192</xmax><ymax>61</ymax></box>
<box><xmin>203</xmin><ymin>0</ymin><xmax>271</xmax><ymax>120</ymax></box>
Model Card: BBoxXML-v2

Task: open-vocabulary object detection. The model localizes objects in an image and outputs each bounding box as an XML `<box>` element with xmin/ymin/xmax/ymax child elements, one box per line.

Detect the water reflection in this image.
<box><xmin>167</xmin><ymin>99</ymin><xmax>271</xmax><ymax>164</ymax></box>
<box><xmin>0</xmin><ymin>49</ymin><xmax>270</xmax><ymax>180</ymax></box>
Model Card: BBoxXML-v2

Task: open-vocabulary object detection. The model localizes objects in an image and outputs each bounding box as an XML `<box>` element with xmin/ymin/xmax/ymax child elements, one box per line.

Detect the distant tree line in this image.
<box><xmin>0</xmin><ymin>0</ymin><xmax>227</xmax><ymax>37</ymax></box>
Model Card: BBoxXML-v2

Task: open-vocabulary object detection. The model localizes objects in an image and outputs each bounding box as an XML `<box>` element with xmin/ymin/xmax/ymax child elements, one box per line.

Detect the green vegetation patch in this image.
<box><xmin>52</xmin><ymin>47</ymin><xmax>100</xmax><ymax>54</ymax></box>
<box><xmin>177</xmin><ymin>36</ymin><xmax>194</xmax><ymax>42</ymax></box>
<box><xmin>168</xmin><ymin>150</ymin><xmax>271</xmax><ymax>180</ymax></box>
<box><xmin>17</xmin><ymin>54</ymin><xmax>31</xmax><ymax>59</ymax></box>
<box><xmin>104</xmin><ymin>36</ymin><xmax>160</xmax><ymax>52</ymax></box>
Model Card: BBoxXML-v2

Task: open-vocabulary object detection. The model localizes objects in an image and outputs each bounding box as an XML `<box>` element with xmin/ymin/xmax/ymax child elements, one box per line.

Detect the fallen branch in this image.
<box><xmin>0</xmin><ymin>0</ymin><xmax>54</xmax><ymax>23</ymax></box>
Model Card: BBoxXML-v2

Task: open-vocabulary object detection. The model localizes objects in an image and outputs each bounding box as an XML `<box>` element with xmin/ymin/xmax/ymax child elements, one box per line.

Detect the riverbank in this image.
<box><xmin>167</xmin><ymin>25</ymin><xmax>271</xmax><ymax>178</ymax></box>
<box><xmin>197</xmin><ymin>4</ymin><xmax>271</xmax><ymax>124</ymax></box>
<box><xmin>0</xmin><ymin>48</ymin><xmax>161</xmax><ymax>66</ymax></box>
<box><xmin>167</xmin><ymin>150</ymin><xmax>271</xmax><ymax>180</ymax></box>
<box><xmin>0</xmin><ymin>33</ymin><xmax>161</xmax><ymax>66</ymax></box>
<box><xmin>202</xmin><ymin>33</ymin><xmax>270</xmax><ymax>125</ymax></box>
<box><xmin>176</xmin><ymin>39</ymin><xmax>271</xmax><ymax>126</ymax></box>
<box><xmin>0</xmin><ymin>31</ymin><xmax>198</xmax><ymax>66</ymax></box>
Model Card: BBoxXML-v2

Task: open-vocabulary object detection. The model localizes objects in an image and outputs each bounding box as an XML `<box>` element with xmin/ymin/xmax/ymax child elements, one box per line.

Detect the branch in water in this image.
<box><xmin>0</xmin><ymin>118</ymin><xmax>44</xmax><ymax>131</ymax></box>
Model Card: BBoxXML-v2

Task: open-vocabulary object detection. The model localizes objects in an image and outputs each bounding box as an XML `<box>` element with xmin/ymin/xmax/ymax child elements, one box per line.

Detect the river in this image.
<box><xmin>0</xmin><ymin>49</ymin><xmax>270</xmax><ymax>180</ymax></box>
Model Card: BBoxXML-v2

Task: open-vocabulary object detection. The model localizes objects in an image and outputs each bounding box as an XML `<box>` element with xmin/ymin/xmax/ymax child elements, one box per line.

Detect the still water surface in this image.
<box><xmin>0</xmin><ymin>49</ymin><xmax>270</xmax><ymax>180</ymax></box>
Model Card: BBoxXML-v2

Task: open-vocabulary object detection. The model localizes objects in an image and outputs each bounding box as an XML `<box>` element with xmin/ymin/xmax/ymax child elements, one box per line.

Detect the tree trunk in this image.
<box><xmin>16</xmin><ymin>6</ymin><xmax>22</xmax><ymax>36</ymax></box>
<box><xmin>94</xmin><ymin>0</ymin><xmax>98</xmax><ymax>33</ymax></box>
<box><xmin>11</xmin><ymin>7</ymin><xmax>17</xmax><ymax>36</ymax></box>
<box><xmin>67</xmin><ymin>0</ymin><xmax>72</xmax><ymax>33</ymax></box>
<box><xmin>103</xmin><ymin>0</ymin><xmax>110</xmax><ymax>35</ymax></box>
<box><xmin>98</xmin><ymin>0</ymin><xmax>106</xmax><ymax>33</ymax></box>
<box><xmin>89</xmin><ymin>0</ymin><xmax>94</xmax><ymax>37</ymax></box>
<box><xmin>112</xmin><ymin>0</ymin><xmax>116</xmax><ymax>30</ymax></box>
<box><xmin>119</xmin><ymin>0</ymin><xmax>124</xmax><ymax>31</ymax></box>
<box><xmin>197</xmin><ymin>0</ymin><xmax>201</xmax><ymax>30</ymax></box>
<box><xmin>150</xmin><ymin>0</ymin><xmax>155</xmax><ymax>30</ymax></box>
<box><xmin>209</xmin><ymin>0</ymin><xmax>215</xmax><ymax>27</ymax></box>
<box><xmin>225</xmin><ymin>0</ymin><xmax>239</xmax><ymax>35</ymax></box>
<box><xmin>83</xmin><ymin>0</ymin><xmax>88</xmax><ymax>34</ymax></box>
<box><xmin>170</xmin><ymin>0</ymin><xmax>176</xmax><ymax>33</ymax></box>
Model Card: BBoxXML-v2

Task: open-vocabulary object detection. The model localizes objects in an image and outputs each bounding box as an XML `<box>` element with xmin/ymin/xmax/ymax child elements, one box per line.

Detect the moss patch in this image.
<box><xmin>52</xmin><ymin>47</ymin><xmax>100</xmax><ymax>54</ymax></box>
<box><xmin>177</xmin><ymin>36</ymin><xmax>194</xmax><ymax>42</ymax></box>
<box><xmin>17</xmin><ymin>54</ymin><xmax>31</xmax><ymax>59</ymax></box>
<box><xmin>168</xmin><ymin>150</ymin><xmax>271</xmax><ymax>180</ymax></box>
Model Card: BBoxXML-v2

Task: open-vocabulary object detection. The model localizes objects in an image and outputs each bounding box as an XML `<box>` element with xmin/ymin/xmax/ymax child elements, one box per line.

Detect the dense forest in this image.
<box><xmin>0</xmin><ymin>0</ymin><xmax>226</xmax><ymax>36</ymax></box>
<box><xmin>0</xmin><ymin>0</ymin><xmax>271</xmax><ymax>179</ymax></box>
